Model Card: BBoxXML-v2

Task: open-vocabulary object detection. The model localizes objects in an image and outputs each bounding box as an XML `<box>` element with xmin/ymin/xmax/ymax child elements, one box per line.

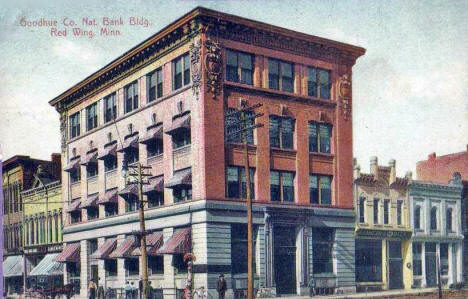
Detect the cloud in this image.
<box><xmin>51</xmin><ymin>39</ymin><xmax>104</xmax><ymax>71</ymax></box>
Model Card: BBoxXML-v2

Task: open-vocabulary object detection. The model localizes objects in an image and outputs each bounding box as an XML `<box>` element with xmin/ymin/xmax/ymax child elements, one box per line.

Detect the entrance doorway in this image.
<box><xmin>388</xmin><ymin>241</ymin><xmax>403</xmax><ymax>289</ymax></box>
<box><xmin>274</xmin><ymin>226</ymin><xmax>296</xmax><ymax>295</ymax></box>
<box><xmin>425</xmin><ymin>243</ymin><xmax>437</xmax><ymax>287</ymax></box>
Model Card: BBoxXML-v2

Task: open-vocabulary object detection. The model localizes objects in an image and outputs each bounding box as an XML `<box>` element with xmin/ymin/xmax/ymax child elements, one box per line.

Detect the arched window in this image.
<box><xmin>446</xmin><ymin>208</ymin><xmax>453</xmax><ymax>232</ymax></box>
<box><xmin>359</xmin><ymin>197</ymin><xmax>366</xmax><ymax>223</ymax></box>
<box><xmin>414</xmin><ymin>206</ymin><xmax>421</xmax><ymax>229</ymax></box>
<box><xmin>430</xmin><ymin>207</ymin><xmax>438</xmax><ymax>231</ymax></box>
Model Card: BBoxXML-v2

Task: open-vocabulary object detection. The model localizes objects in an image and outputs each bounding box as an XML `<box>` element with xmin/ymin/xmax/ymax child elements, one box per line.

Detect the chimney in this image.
<box><xmin>428</xmin><ymin>152</ymin><xmax>436</xmax><ymax>161</ymax></box>
<box><xmin>405</xmin><ymin>171</ymin><xmax>413</xmax><ymax>181</ymax></box>
<box><xmin>354</xmin><ymin>163</ymin><xmax>361</xmax><ymax>179</ymax></box>
<box><xmin>389</xmin><ymin>159</ymin><xmax>396</xmax><ymax>185</ymax></box>
<box><xmin>370</xmin><ymin>156</ymin><xmax>378</xmax><ymax>177</ymax></box>
<box><xmin>51</xmin><ymin>153</ymin><xmax>62</xmax><ymax>179</ymax></box>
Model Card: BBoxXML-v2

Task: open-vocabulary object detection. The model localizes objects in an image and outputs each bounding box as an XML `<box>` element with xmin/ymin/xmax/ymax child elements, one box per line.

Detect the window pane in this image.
<box><xmin>308</xmin><ymin>123</ymin><xmax>318</xmax><ymax>152</ymax></box>
<box><xmin>373</xmin><ymin>199</ymin><xmax>379</xmax><ymax>224</ymax></box>
<box><xmin>440</xmin><ymin>243</ymin><xmax>449</xmax><ymax>275</ymax></box>
<box><xmin>282</xmin><ymin>172</ymin><xmax>294</xmax><ymax>202</ymax></box>
<box><xmin>384</xmin><ymin>200</ymin><xmax>389</xmax><ymax>224</ymax></box>
<box><xmin>227</xmin><ymin>167</ymin><xmax>239</xmax><ymax>198</ymax></box>
<box><xmin>319</xmin><ymin>124</ymin><xmax>331</xmax><ymax>153</ymax></box>
<box><xmin>312</xmin><ymin>228</ymin><xmax>334</xmax><ymax>274</ymax></box>
<box><xmin>183</xmin><ymin>54</ymin><xmax>190</xmax><ymax>86</ymax></box>
<box><xmin>225</xmin><ymin>108</ymin><xmax>241</xmax><ymax>143</ymax></box>
<box><xmin>280</xmin><ymin>118</ymin><xmax>294</xmax><ymax>149</ymax></box>
<box><xmin>269</xmin><ymin>117</ymin><xmax>280</xmax><ymax>148</ymax></box>
<box><xmin>359</xmin><ymin>197</ymin><xmax>366</xmax><ymax>223</ymax></box>
<box><xmin>308</xmin><ymin>67</ymin><xmax>318</xmax><ymax>97</ymax></box>
<box><xmin>268</xmin><ymin>59</ymin><xmax>279</xmax><ymax>90</ymax></box>
<box><xmin>319</xmin><ymin>69</ymin><xmax>331</xmax><ymax>99</ymax></box>
<box><xmin>281</xmin><ymin>62</ymin><xmax>293</xmax><ymax>92</ymax></box>
<box><xmin>446</xmin><ymin>209</ymin><xmax>452</xmax><ymax>231</ymax></box>
<box><xmin>397</xmin><ymin>201</ymin><xmax>402</xmax><ymax>225</ymax></box>
<box><xmin>270</xmin><ymin>171</ymin><xmax>280</xmax><ymax>201</ymax></box>
<box><xmin>309</xmin><ymin>175</ymin><xmax>318</xmax><ymax>204</ymax></box>
<box><xmin>413</xmin><ymin>243</ymin><xmax>422</xmax><ymax>276</ymax></box>
<box><xmin>430</xmin><ymin>207</ymin><xmax>437</xmax><ymax>230</ymax></box>
<box><xmin>414</xmin><ymin>206</ymin><xmax>421</xmax><ymax>229</ymax></box>
<box><xmin>240</xmin><ymin>168</ymin><xmax>255</xmax><ymax>199</ymax></box>
<box><xmin>320</xmin><ymin>176</ymin><xmax>331</xmax><ymax>205</ymax></box>
<box><xmin>227</xmin><ymin>50</ymin><xmax>238</xmax><ymax>66</ymax></box>
<box><xmin>174</xmin><ymin>58</ymin><xmax>182</xmax><ymax>90</ymax></box>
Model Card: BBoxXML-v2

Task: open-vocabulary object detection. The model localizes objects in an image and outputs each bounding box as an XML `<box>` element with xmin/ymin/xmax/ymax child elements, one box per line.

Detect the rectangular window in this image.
<box><xmin>308</xmin><ymin>67</ymin><xmax>331</xmax><ymax>99</ymax></box>
<box><xmin>356</xmin><ymin>239</ymin><xmax>382</xmax><ymax>282</ymax></box>
<box><xmin>268</xmin><ymin>58</ymin><xmax>294</xmax><ymax>92</ymax></box>
<box><xmin>148</xmin><ymin>256</ymin><xmax>164</xmax><ymax>275</ymax></box>
<box><xmin>173</xmin><ymin>53</ymin><xmax>190</xmax><ymax>90</ymax></box>
<box><xmin>270</xmin><ymin>170</ymin><xmax>295</xmax><ymax>202</ymax></box>
<box><xmin>70</xmin><ymin>211</ymin><xmax>81</xmax><ymax>224</ymax></box>
<box><xmin>225</xmin><ymin>108</ymin><xmax>254</xmax><ymax>144</ymax></box>
<box><xmin>440</xmin><ymin>243</ymin><xmax>449</xmax><ymax>276</ymax></box>
<box><xmin>359</xmin><ymin>197</ymin><xmax>366</xmax><ymax>223</ymax></box>
<box><xmin>173</xmin><ymin>187</ymin><xmax>192</xmax><ymax>203</ymax></box>
<box><xmin>172</xmin><ymin>130</ymin><xmax>191</xmax><ymax>149</ymax></box>
<box><xmin>70</xmin><ymin>167</ymin><xmax>81</xmax><ymax>183</ymax></box>
<box><xmin>125</xmin><ymin>197</ymin><xmax>138</xmax><ymax>213</ymax></box>
<box><xmin>313</xmin><ymin>228</ymin><xmax>334</xmax><ymax>273</ymax></box>
<box><xmin>172</xmin><ymin>254</ymin><xmax>188</xmax><ymax>272</ymax></box>
<box><xmin>103</xmin><ymin>93</ymin><xmax>117</xmax><ymax>123</ymax></box>
<box><xmin>147</xmin><ymin>191</ymin><xmax>164</xmax><ymax>208</ymax></box>
<box><xmin>125</xmin><ymin>147</ymin><xmax>139</xmax><ymax>164</ymax></box>
<box><xmin>269</xmin><ymin>116</ymin><xmax>294</xmax><ymax>149</ymax></box>
<box><xmin>397</xmin><ymin>200</ymin><xmax>403</xmax><ymax>225</ymax></box>
<box><xmin>226</xmin><ymin>166</ymin><xmax>255</xmax><ymax>199</ymax></box>
<box><xmin>231</xmin><ymin>224</ymin><xmax>256</xmax><ymax>274</ymax></box>
<box><xmin>87</xmin><ymin>207</ymin><xmax>99</xmax><ymax>220</ymax></box>
<box><xmin>226</xmin><ymin>50</ymin><xmax>254</xmax><ymax>85</ymax></box>
<box><xmin>373</xmin><ymin>198</ymin><xmax>379</xmax><ymax>224</ymax></box>
<box><xmin>105</xmin><ymin>259</ymin><xmax>117</xmax><ymax>277</ymax></box>
<box><xmin>147</xmin><ymin>140</ymin><xmax>163</xmax><ymax>157</ymax></box>
<box><xmin>86</xmin><ymin>103</ymin><xmax>98</xmax><ymax>131</ymax></box>
<box><xmin>147</xmin><ymin>68</ymin><xmax>163</xmax><ymax>102</ymax></box>
<box><xmin>308</xmin><ymin>122</ymin><xmax>332</xmax><ymax>153</ymax></box>
<box><xmin>86</xmin><ymin>163</ymin><xmax>98</xmax><ymax>178</ymax></box>
<box><xmin>124</xmin><ymin>81</ymin><xmax>139</xmax><ymax>113</ymax></box>
<box><xmin>69</xmin><ymin>112</ymin><xmax>80</xmax><ymax>138</ymax></box>
<box><xmin>412</xmin><ymin>243</ymin><xmax>422</xmax><ymax>276</ymax></box>
<box><xmin>125</xmin><ymin>258</ymin><xmax>139</xmax><ymax>276</ymax></box>
<box><xmin>446</xmin><ymin>208</ymin><xmax>453</xmax><ymax>232</ymax></box>
<box><xmin>104</xmin><ymin>155</ymin><xmax>117</xmax><ymax>172</ymax></box>
<box><xmin>414</xmin><ymin>206</ymin><xmax>421</xmax><ymax>229</ymax></box>
<box><xmin>89</xmin><ymin>239</ymin><xmax>98</xmax><ymax>254</ymax></box>
<box><xmin>383</xmin><ymin>200</ymin><xmax>390</xmax><ymax>224</ymax></box>
<box><xmin>104</xmin><ymin>203</ymin><xmax>118</xmax><ymax>217</ymax></box>
<box><xmin>309</xmin><ymin>175</ymin><xmax>332</xmax><ymax>205</ymax></box>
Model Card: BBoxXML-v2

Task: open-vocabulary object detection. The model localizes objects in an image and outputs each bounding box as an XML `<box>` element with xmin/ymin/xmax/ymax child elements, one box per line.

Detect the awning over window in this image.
<box><xmin>119</xmin><ymin>184</ymin><xmax>138</xmax><ymax>200</ymax></box>
<box><xmin>98</xmin><ymin>142</ymin><xmax>117</xmax><ymax>160</ymax></box>
<box><xmin>3</xmin><ymin>255</ymin><xmax>24</xmax><ymax>277</ymax></box>
<box><xmin>66</xmin><ymin>199</ymin><xmax>81</xmax><ymax>213</ymax></box>
<box><xmin>157</xmin><ymin>227</ymin><xmax>191</xmax><ymax>255</ymax></box>
<box><xmin>80</xmin><ymin>150</ymin><xmax>98</xmax><ymax>166</ymax></box>
<box><xmin>140</xmin><ymin>124</ymin><xmax>163</xmax><ymax>144</ymax></box>
<box><xmin>143</xmin><ymin>176</ymin><xmax>164</xmax><ymax>194</ymax></box>
<box><xmin>90</xmin><ymin>238</ymin><xmax>117</xmax><ymax>259</ymax></box>
<box><xmin>165</xmin><ymin>113</ymin><xmax>190</xmax><ymax>135</ymax></box>
<box><xmin>55</xmin><ymin>243</ymin><xmax>81</xmax><ymax>263</ymax></box>
<box><xmin>132</xmin><ymin>231</ymin><xmax>164</xmax><ymax>256</ymax></box>
<box><xmin>109</xmin><ymin>236</ymin><xmax>138</xmax><ymax>258</ymax></box>
<box><xmin>81</xmin><ymin>194</ymin><xmax>99</xmax><ymax>209</ymax></box>
<box><xmin>29</xmin><ymin>253</ymin><xmax>63</xmax><ymax>276</ymax></box>
<box><xmin>63</xmin><ymin>157</ymin><xmax>81</xmax><ymax>172</ymax></box>
<box><xmin>117</xmin><ymin>134</ymin><xmax>139</xmax><ymax>152</ymax></box>
<box><xmin>97</xmin><ymin>189</ymin><xmax>118</xmax><ymax>205</ymax></box>
<box><xmin>165</xmin><ymin>168</ymin><xmax>191</xmax><ymax>189</ymax></box>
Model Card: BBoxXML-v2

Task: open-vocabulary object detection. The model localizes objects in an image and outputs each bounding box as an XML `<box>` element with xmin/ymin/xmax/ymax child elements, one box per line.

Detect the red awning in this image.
<box><xmin>132</xmin><ymin>231</ymin><xmax>164</xmax><ymax>256</ymax></box>
<box><xmin>80</xmin><ymin>150</ymin><xmax>98</xmax><ymax>166</ymax></box>
<box><xmin>165</xmin><ymin>113</ymin><xmax>190</xmax><ymax>135</ymax></box>
<box><xmin>63</xmin><ymin>157</ymin><xmax>81</xmax><ymax>172</ymax></box>
<box><xmin>117</xmin><ymin>134</ymin><xmax>139</xmax><ymax>152</ymax></box>
<box><xmin>165</xmin><ymin>168</ymin><xmax>191</xmax><ymax>189</ymax></box>
<box><xmin>97</xmin><ymin>189</ymin><xmax>118</xmax><ymax>205</ymax></box>
<box><xmin>140</xmin><ymin>124</ymin><xmax>163</xmax><ymax>144</ymax></box>
<box><xmin>55</xmin><ymin>243</ymin><xmax>80</xmax><ymax>263</ymax></box>
<box><xmin>143</xmin><ymin>176</ymin><xmax>164</xmax><ymax>194</ymax></box>
<box><xmin>90</xmin><ymin>238</ymin><xmax>117</xmax><ymax>259</ymax></box>
<box><xmin>119</xmin><ymin>184</ymin><xmax>138</xmax><ymax>200</ymax></box>
<box><xmin>81</xmin><ymin>194</ymin><xmax>99</xmax><ymax>209</ymax></box>
<box><xmin>157</xmin><ymin>227</ymin><xmax>191</xmax><ymax>255</ymax></box>
<box><xmin>66</xmin><ymin>199</ymin><xmax>81</xmax><ymax>213</ymax></box>
<box><xmin>98</xmin><ymin>143</ymin><xmax>117</xmax><ymax>160</ymax></box>
<box><xmin>109</xmin><ymin>236</ymin><xmax>138</xmax><ymax>258</ymax></box>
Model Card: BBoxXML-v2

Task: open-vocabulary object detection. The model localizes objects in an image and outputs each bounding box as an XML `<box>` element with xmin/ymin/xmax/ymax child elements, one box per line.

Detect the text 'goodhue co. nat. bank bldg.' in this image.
<box><xmin>49</xmin><ymin>7</ymin><xmax>365</xmax><ymax>299</ymax></box>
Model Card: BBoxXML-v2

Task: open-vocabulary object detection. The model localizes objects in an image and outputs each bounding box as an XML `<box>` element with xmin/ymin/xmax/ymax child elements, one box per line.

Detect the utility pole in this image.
<box><xmin>123</xmin><ymin>161</ymin><xmax>152</xmax><ymax>298</ymax></box>
<box><xmin>226</xmin><ymin>102</ymin><xmax>263</xmax><ymax>299</ymax></box>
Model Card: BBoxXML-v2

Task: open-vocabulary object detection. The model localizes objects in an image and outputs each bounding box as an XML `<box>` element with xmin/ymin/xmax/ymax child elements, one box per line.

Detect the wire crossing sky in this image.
<box><xmin>0</xmin><ymin>0</ymin><xmax>467</xmax><ymax>176</ymax></box>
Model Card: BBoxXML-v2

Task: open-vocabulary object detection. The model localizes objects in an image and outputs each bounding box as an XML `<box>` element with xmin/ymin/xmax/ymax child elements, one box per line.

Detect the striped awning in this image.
<box><xmin>80</xmin><ymin>150</ymin><xmax>98</xmax><ymax>166</ymax></box>
<box><xmin>97</xmin><ymin>189</ymin><xmax>118</xmax><ymax>205</ymax></box>
<box><xmin>143</xmin><ymin>176</ymin><xmax>164</xmax><ymax>194</ymax></box>
<box><xmin>117</xmin><ymin>134</ymin><xmax>139</xmax><ymax>152</ymax></box>
<box><xmin>90</xmin><ymin>238</ymin><xmax>117</xmax><ymax>259</ymax></box>
<box><xmin>109</xmin><ymin>236</ymin><xmax>138</xmax><ymax>258</ymax></box>
<box><xmin>66</xmin><ymin>199</ymin><xmax>81</xmax><ymax>213</ymax></box>
<box><xmin>63</xmin><ymin>157</ymin><xmax>81</xmax><ymax>172</ymax></box>
<box><xmin>165</xmin><ymin>168</ymin><xmax>191</xmax><ymax>188</ymax></box>
<box><xmin>55</xmin><ymin>243</ymin><xmax>80</xmax><ymax>263</ymax></box>
<box><xmin>132</xmin><ymin>231</ymin><xmax>164</xmax><ymax>256</ymax></box>
<box><xmin>98</xmin><ymin>142</ymin><xmax>117</xmax><ymax>160</ymax></box>
<box><xmin>165</xmin><ymin>113</ymin><xmax>190</xmax><ymax>135</ymax></box>
<box><xmin>3</xmin><ymin>255</ymin><xmax>24</xmax><ymax>277</ymax></box>
<box><xmin>140</xmin><ymin>124</ymin><xmax>163</xmax><ymax>144</ymax></box>
<box><xmin>29</xmin><ymin>253</ymin><xmax>63</xmax><ymax>276</ymax></box>
<box><xmin>81</xmin><ymin>194</ymin><xmax>99</xmax><ymax>209</ymax></box>
<box><xmin>157</xmin><ymin>227</ymin><xmax>191</xmax><ymax>255</ymax></box>
<box><xmin>119</xmin><ymin>184</ymin><xmax>138</xmax><ymax>200</ymax></box>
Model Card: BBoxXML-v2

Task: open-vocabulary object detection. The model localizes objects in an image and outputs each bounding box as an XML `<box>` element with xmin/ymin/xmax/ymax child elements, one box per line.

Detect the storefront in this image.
<box><xmin>3</xmin><ymin>255</ymin><xmax>24</xmax><ymax>295</ymax></box>
<box><xmin>28</xmin><ymin>253</ymin><xmax>64</xmax><ymax>290</ymax></box>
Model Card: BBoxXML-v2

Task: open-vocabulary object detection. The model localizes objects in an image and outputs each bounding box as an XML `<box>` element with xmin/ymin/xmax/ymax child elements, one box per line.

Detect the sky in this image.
<box><xmin>0</xmin><ymin>0</ymin><xmax>467</xmax><ymax>176</ymax></box>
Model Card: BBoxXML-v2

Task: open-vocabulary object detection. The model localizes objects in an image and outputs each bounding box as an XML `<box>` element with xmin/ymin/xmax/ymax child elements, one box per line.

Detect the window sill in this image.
<box><xmin>313</xmin><ymin>273</ymin><xmax>336</xmax><ymax>279</ymax></box>
<box><xmin>309</xmin><ymin>152</ymin><xmax>334</xmax><ymax>159</ymax></box>
<box><xmin>105</xmin><ymin>169</ymin><xmax>118</xmax><ymax>174</ymax></box>
<box><xmin>70</xmin><ymin>181</ymin><xmax>81</xmax><ymax>186</ymax></box>
<box><xmin>87</xmin><ymin>176</ymin><xmax>98</xmax><ymax>181</ymax></box>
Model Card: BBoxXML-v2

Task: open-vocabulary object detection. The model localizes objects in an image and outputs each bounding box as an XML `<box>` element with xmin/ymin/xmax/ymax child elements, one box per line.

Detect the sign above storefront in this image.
<box><xmin>355</xmin><ymin>228</ymin><xmax>412</xmax><ymax>239</ymax></box>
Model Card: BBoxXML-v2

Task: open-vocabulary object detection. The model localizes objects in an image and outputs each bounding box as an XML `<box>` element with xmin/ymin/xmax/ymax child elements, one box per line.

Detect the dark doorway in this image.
<box><xmin>425</xmin><ymin>243</ymin><xmax>437</xmax><ymax>287</ymax></box>
<box><xmin>274</xmin><ymin>226</ymin><xmax>296</xmax><ymax>295</ymax></box>
<box><xmin>90</xmin><ymin>264</ymin><xmax>99</xmax><ymax>286</ymax></box>
<box><xmin>355</xmin><ymin>239</ymin><xmax>382</xmax><ymax>283</ymax></box>
<box><xmin>388</xmin><ymin>241</ymin><xmax>403</xmax><ymax>289</ymax></box>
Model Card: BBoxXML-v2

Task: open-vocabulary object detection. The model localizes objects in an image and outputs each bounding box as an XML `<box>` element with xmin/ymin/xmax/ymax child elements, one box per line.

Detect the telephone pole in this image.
<box><xmin>226</xmin><ymin>102</ymin><xmax>263</xmax><ymax>299</ymax></box>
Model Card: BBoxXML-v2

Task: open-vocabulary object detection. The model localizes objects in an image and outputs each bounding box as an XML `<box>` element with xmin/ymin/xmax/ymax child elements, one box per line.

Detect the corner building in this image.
<box><xmin>49</xmin><ymin>7</ymin><xmax>365</xmax><ymax>298</ymax></box>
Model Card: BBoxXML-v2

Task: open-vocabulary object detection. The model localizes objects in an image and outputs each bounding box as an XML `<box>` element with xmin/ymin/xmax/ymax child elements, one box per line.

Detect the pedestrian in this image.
<box><xmin>89</xmin><ymin>279</ymin><xmax>97</xmax><ymax>299</ymax></box>
<box><xmin>138</xmin><ymin>277</ymin><xmax>143</xmax><ymax>299</ymax></box>
<box><xmin>216</xmin><ymin>274</ymin><xmax>227</xmax><ymax>299</ymax></box>
<box><xmin>130</xmin><ymin>281</ymin><xmax>137</xmax><ymax>299</ymax></box>
<box><xmin>97</xmin><ymin>277</ymin><xmax>105</xmax><ymax>299</ymax></box>
<box><xmin>145</xmin><ymin>281</ymin><xmax>154</xmax><ymax>299</ymax></box>
<box><xmin>124</xmin><ymin>281</ymin><xmax>132</xmax><ymax>299</ymax></box>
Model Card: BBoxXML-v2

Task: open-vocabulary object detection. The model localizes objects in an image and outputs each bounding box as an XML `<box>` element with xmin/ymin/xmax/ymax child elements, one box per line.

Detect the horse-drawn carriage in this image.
<box><xmin>24</xmin><ymin>283</ymin><xmax>75</xmax><ymax>299</ymax></box>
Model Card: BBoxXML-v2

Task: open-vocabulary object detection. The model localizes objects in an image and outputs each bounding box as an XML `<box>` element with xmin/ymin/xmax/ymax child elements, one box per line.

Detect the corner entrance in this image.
<box><xmin>274</xmin><ymin>226</ymin><xmax>296</xmax><ymax>295</ymax></box>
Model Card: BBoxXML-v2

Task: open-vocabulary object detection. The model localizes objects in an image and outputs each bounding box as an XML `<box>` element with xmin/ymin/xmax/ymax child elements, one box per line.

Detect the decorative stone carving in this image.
<box><xmin>204</xmin><ymin>39</ymin><xmax>222</xmax><ymax>99</ymax></box>
<box><xmin>338</xmin><ymin>74</ymin><xmax>352</xmax><ymax>121</ymax></box>
<box><xmin>59</xmin><ymin>112</ymin><xmax>67</xmax><ymax>153</ymax></box>
<box><xmin>189</xmin><ymin>40</ymin><xmax>201</xmax><ymax>100</ymax></box>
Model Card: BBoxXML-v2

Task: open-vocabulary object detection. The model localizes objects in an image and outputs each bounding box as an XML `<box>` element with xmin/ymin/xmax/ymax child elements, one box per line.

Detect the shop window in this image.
<box><xmin>231</xmin><ymin>224</ymin><xmax>256</xmax><ymax>274</ymax></box>
<box><xmin>124</xmin><ymin>81</ymin><xmax>139</xmax><ymax>114</ymax></box>
<box><xmin>312</xmin><ymin>228</ymin><xmax>334</xmax><ymax>274</ymax></box>
<box><xmin>269</xmin><ymin>116</ymin><xmax>294</xmax><ymax>149</ymax></box>
<box><xmin>225</xmin><ymin>108</ymin><xmax>254</xmax><ymax>144</ymax></box>
<box><xmin>105</xmin><ymin>259</ymin><xmax>117</xmax><ymax>277</ymax></box>
<box><xmin>308</xmin><ymin>122</ymin><xmax>332</xmax><ymax>153</ymax></box>
<box><xmin>440</xmin><ymin>243</ymin><xmax>449</xmax><ymax>276</ymax></box>
<box><xmin>148</xmin><ymin>256</ymin><xmax>164</xmax><ymax>275</ymax></box>
<box><xmin>268</xmin><ymin>59</ymin><xmax>294</xmax><ymax>92</ymax></box>
<box><xmin>172</xmin><ymin>254</ymin><xmax>188</xmax><ymax>273</ymax></box>
<box><xmin>307</xmin><ymin>67</ymin><xmax>331</xmax><ymax>99</ymax></box>
<box><xmin>412</xmin><ymin>243</ymin><xmax>422</xmax><ymax>276</ymax></box>
<box><xmin>226</xmin><ymin>49</ymin><xmax>254</xmax><ymax>85</ymax></box>
<box><xmin>226</xmin><ymin>166</ymin><xmax>255</xmax><ymax>199</ymax></box>
<box><xmin>270</xmin><ymin>171</ymin><xmax>295</xmax><ymax>202</ymax></box>
<box><xmin>147</xmin><ymin>68</ymin><xmax>163</xmax><ymax>102</ymax></box>
<box><xmin>355</xmin><ymin>239</ymin><xmax>382</xmax><ymax>282</ymax></box>
<box><xmin>309</xmin><ymin>175</ymin><xmax>332</xmax><ymax>205</ymax></box>
<box><xmin>173</xmin><ymin>53</ymin><xmax>190</xmax><ymax>90</ymax></box>
<box><xmin>125</xmin><ymin>258</ymin><xmax>139</xmax><ymax>276</ymax></box>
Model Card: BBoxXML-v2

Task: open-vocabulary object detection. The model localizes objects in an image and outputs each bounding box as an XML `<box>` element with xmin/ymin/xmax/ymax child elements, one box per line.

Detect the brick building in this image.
<box><xmin>49</xmin><ymin>7</ymin><xmax>365</xmax><ymax>298</ymax></box>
